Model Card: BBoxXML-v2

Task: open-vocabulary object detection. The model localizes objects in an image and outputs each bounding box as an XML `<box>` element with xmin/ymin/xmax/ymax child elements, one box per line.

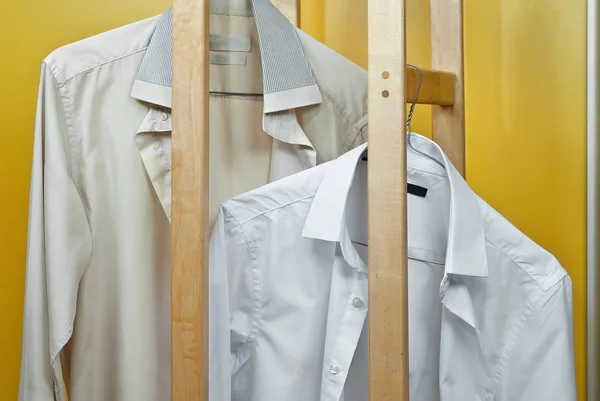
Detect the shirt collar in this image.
<box><xmin>130</xmin><ymin>2</ymin><xmax>323</xmax><ymax>113</ymax></box>
<box><xmin>302</xmin><ymin>135</ymin><xmax>489</xmax><ymax>278</ymax></box>
<box><xmin>301</xmin><ymin>135</ymin><xmax>489</xmax><ymax>333</ymax></box>
<box><xmin>302</xmin><ymin>142</ymin><xmax>369</xmax><ymax>273</ymax></box>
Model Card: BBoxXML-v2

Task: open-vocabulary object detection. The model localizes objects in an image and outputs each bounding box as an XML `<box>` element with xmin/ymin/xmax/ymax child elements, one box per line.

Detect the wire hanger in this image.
<box><xmin>353</xmin><ymin>66</ymin><xmax>444</xmax><ymax>249</ymax></box>
<box><xmin>361</xmin><ymin>64</ymin><xmax>444</xmax><ymax>167</ymax></box>
<box><xmin>209</xmin><ymin>90</ymin><xmax>263</xmax><ymax>97</ymax></box>
<box><xmin>406</xmin><ymin>64</ymin><xmax>445</xmax><ymax>168</ymax></box>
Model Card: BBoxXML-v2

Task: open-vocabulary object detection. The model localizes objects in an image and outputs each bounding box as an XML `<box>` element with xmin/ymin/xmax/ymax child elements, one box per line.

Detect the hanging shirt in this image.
<box><xmin>209</xmin><ymin>135</ymin><xmax>577</xmax><ymax>401</ymax></box>
<box><xmin>19</xmin><ymin>3</ymin><xmax>368</xmax><ymax>400</ymax></box>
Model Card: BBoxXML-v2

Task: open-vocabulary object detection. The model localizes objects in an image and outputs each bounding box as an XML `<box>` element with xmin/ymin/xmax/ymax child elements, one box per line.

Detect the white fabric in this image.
<box><xmin>210</xmin><ymin>135</ymin><xmax>577</xmax><ymax>401</ymax></box>
<box><xmin>19</xmin><ymin>7</ymin><xmax>368</xmax><ymax>401</ymax></box>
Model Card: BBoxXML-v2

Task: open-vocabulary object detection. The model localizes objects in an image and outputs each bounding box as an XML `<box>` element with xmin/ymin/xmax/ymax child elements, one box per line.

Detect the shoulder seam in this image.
<box><xmin>488</xmin><ymin>285</ymin><xmax>543</xmax><ymax>395</ymax></box>
<box><xmin>54</xmin><ymin>47</ymin><xmax>148</xmax><ymax>87</ymax></box>
<box><xmin>220</xmin><ymin>207</ymin><xmax>264</xmax><ymax>352</ymax></box>
<box><xmin>235</xmin><ymin>193</ymin><xmax>317</xmax><ymax>226</ymax></box>
<box><xmin>346</xmin><ymin>123</ymin><xmax>367</xmax><ymax>152</ymax></box>
<box><xmin>484</xmin><ymin>235</ymin><xmax>557</xmax><ymax>289</ymax></box>
<box><xmin>221</xmin><ymin>204</ymin><xmax>243</xmax><ymax>228</ymax></box>
<box><xmin>488</xmin><ymin>276</ymin><xmax>569</xmax><ymax>395</ymax></box>
<box><xmin>46</xmin><ymin>67</ymin><xmax>77</xmax><ymax>180</ymax></box>
<box><xmin>317</xmin><ymin>83</ymin><xmax>365</xmax><ymax>134</ymax></box>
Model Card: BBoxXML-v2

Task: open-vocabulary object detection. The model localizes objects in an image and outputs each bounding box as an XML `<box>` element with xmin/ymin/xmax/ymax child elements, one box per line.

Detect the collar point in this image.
<box><xmin>301</xmin><ymin>226</ymin><xmax>337</xmax><ymax>242</ymax></box>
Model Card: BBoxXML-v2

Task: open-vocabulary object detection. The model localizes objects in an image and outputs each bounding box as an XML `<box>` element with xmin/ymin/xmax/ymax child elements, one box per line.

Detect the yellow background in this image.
<box><xmin>0</xmin><ymin>0</ymin><xmax>586</xmax><ymax>398</ymax></box>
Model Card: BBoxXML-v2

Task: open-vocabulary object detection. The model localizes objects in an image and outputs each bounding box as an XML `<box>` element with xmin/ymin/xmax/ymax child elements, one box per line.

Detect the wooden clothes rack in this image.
<box><xmin>170</xmin><ymin>0</ymin><xmax>465</xmax><ymax>399</ymax></box>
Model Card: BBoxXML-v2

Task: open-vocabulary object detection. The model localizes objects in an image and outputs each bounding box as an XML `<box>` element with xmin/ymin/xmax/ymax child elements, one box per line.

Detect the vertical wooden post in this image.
<box><xmin>171</xmin><ymin>0</ymin><xmax>210</xmax><ymax>400</ymax></box>
<box><xmin>430</xmin><ymin>0</ymin><xmax>466</xmax><ymax>175</ymax></box>
<box><xmin>367</xmin><ymin>0</ymin><xmax>409</xmax><ymax>400</ymax></box>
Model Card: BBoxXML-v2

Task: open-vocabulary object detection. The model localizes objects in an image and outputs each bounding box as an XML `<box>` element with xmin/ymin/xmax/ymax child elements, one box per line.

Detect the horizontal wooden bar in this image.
<box><xmin>406</xmin><ymin>66</ymin><xmax>456</xmax><ymax>106</ymax></box>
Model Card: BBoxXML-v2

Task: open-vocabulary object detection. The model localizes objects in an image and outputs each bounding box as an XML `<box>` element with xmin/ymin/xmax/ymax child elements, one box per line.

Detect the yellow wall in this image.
<box><xmin>300</xmin><ymin>0</ymin><xmax>587</xmax><ymax>399</ymax></box>
<box><xmin>0</xmin><ymin>0</ymin><xmax>169</xmax><ymax>396</ymax></box>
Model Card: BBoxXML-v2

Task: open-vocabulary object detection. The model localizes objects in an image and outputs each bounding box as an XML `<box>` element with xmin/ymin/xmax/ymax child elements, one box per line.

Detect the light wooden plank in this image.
<box><xmin>368</xmin><ymin>0</ymin><xmax>409</xmax><ymax>400</ymax></box>
<box><xmin>430</xmin><ymin>0</ymin><xmax>465</xmax><ymax>175</ymax></box>
<box><xmin>271</xmin><ymin>0</ymin><xmax>298</xmax><ymax>25</ymax></box>
<box><xmin>172</xmin><ymin>0</ymin><xmax>210</xmax><ymax>400</ymax></box>
<box><xmin>407</xmin><ymin>67</ymin><xmax>455</xmax><ymax>106</ymax></box>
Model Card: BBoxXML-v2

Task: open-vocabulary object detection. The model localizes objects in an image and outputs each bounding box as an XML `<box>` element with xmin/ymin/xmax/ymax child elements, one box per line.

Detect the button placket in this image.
<box><xmin>321</xmin><ymin>271</ymin><xmax>368</xmax><ymax>401</ymax></box>
<box><xmin>135</xmin><ymin>132</ymin><xmax>172</xmax><ymax>221</ymax></box>
<box><xmin>134</xmin><ymin>109</ymin><xmax>173</xmax><ymax>221</ymax></box>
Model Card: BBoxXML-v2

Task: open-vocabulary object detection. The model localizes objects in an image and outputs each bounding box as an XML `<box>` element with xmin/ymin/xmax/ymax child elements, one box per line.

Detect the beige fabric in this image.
<box><xmin>19</xmin><ymin>11</ymin><xmax>368</xmax><ymax>401</ymax></box>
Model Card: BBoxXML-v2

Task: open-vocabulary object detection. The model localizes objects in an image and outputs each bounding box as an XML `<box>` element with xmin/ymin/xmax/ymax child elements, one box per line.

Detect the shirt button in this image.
<box><xmin>329</xmin><ymin>364</ymin><xmax>340</xmax><ymax>375</ymax></box>
<box><xmin>352</xmin><ymin>298</ymin><xmax>363</xmax><ymax>308</ymax></box>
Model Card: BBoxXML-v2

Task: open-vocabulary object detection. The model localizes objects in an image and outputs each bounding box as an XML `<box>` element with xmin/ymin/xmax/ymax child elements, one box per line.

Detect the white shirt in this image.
<box><xmin>209</xmin><ymin>135</ymin><xmax>577</xmax><ymax>401</ymax></box>
<box><xmin>19</xmin><ymin>3</ymin><xmax>368</xmax><ymax>400</ymax></box>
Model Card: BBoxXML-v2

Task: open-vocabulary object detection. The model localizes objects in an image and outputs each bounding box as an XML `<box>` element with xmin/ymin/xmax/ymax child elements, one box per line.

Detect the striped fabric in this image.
<box><xmin>135</xmin><ymin>1</ymin><xmax>317</xmax><ymax>95</ymax></box>
<box><xmin>251</xmin><ymin>0</ymin><xmax>315</xmax><ymax>94</ymax></box>
<box><xmin>136</xmin><ymin>8</ymin><xmax>172</xmax><ymax>88</ymax></box>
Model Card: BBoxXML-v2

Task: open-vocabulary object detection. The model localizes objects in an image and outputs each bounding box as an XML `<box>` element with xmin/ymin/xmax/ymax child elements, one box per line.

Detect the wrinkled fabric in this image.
<box><xmin>210</xmin><ymin>136</ymin><xmax>577</xmax><ymax>401</ymax></box>
<box><xmin>20</xmin><ymin>4</ymin><xmax>368</xmax><ymax>401</ymax></box>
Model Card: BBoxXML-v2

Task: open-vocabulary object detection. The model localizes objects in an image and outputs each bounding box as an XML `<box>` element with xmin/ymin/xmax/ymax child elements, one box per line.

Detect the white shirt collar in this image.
<box><xmin>302</xmin><ymin>136</ymin><xmax>489</xmax><ymax>278</ymax></box>
<box><xmin>301</xmin><ymin>136</ymin><xmax>489</xmax><ymax>332</ymax></box>
<box><xmin>130</xmin><ymin>2</ymin><xmax>323</xmax><ymax>113</ymax></box>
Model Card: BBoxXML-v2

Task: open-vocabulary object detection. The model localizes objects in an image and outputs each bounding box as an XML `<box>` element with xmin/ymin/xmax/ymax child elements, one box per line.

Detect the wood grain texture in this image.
<box><xmin>367</xmin><ymin>0</ymin><xmax>409</xmax><ymax>399</ymax></box>
<box><xmin>172</xmin><ymin>0</ymin><xmax>210</xmax><ymax>400</ymax></box>
<box><xmin>271</xmin><ymin>0</ymin><xmax>298</xmax><ymax>25</ymax></box>
<box><xmin>407</xmin><ymin>67</ymin><xmax>455</xmax><ymax>106</ymax></box>
<box><xmin>431</xmin><ymin>0</ymin><xmax>465</xmax><ymax>175</ymax></box>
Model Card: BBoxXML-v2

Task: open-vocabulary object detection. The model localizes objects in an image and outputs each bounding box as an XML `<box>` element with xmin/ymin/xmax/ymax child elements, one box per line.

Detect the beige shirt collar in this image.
<box><xmin>130</xmin><ymin>3</ymin><xmax>323</xmax><ymax>113</ymax></box>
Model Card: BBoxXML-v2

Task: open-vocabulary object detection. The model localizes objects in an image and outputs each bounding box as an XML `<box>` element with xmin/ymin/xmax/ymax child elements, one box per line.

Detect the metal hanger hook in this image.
<box><xmin>406</xmin><ymin>64</ymin><xmax>445</xmax><ymax>168</ymax></box>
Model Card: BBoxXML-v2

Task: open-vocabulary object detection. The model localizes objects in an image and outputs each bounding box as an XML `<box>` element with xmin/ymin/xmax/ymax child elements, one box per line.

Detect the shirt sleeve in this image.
<box><xmin>19</xmin><ymin>63</ymin><xmax>92</xmax><ymax>401</ymax></box>
<box><xmin>209</xmin><ymin>207</ymin><xmax>259</xmax><ymax>401</ymax></box>
<box><xmin>499</xmin><ymin>276</ymin><xmax>577</xmax><ymax>401</ymax></box>
<box><xmin>209</xmin><ymin>210</ymin><xmax>232</xmax><ymax>401</ymax></box>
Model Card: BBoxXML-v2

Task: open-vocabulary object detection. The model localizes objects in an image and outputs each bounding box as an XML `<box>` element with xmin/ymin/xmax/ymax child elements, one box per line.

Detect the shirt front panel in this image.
<box><xmin>22</xmin><ymin>14</ymin><xmax>273</xmax><ymax>401</ymax></box>
<box><xmin>232</xmin><ymin>201</ymin><xmax>335</xmax><ymax>400</ymax></box>
<box><xmin>219</xmin><ymin>157</ymin><xmax>456</xmax><ymax>401</ymax></box>
<box><xmin>68</xmin><ymin>42</ymin><xmax>271</xmax><ymax>401</ymax></box>
<box><xmin>340</xmin><ymin>160</ymin><xmax>449</xmax><ymax>401</ymax></box>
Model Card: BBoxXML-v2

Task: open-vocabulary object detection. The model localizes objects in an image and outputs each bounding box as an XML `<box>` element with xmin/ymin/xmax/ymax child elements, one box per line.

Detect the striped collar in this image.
<box><xmin>130</xmin><ymin>2</ymin><xmax>323</xmax><ymax>113</ymax></box>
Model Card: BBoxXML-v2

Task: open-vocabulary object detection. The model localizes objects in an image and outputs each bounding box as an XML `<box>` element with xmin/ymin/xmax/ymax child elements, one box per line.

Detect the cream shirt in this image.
<box><xmin>210</xmin><ymin>136</ymin><xmax>577</xmax><ymax>401</ymax></box>
<box><xmin>19</xmin><ymin>3</ymin><xmax>368</xmax><ymax>400</ymax></box>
